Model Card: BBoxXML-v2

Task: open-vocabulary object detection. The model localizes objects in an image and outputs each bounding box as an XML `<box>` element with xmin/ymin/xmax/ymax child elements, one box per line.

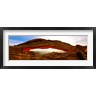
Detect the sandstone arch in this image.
<box><xmin>9</xmin><ymin>38</ymin><xmax>87</xmax><ymax>60</ymax></box>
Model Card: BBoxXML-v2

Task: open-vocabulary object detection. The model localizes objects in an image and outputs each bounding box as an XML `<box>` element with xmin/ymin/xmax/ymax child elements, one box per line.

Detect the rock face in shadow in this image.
<box><xmin>9</xmin><ymin>38</ymin><xmax>87</xmax><ymax>60</ymax></box>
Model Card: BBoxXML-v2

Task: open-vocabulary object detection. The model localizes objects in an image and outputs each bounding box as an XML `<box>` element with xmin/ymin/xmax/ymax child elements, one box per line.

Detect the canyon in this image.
<box><xmin>9</xmin><ymin>38</ymin><xmax>87</xmax><ymax>60</ymax></box>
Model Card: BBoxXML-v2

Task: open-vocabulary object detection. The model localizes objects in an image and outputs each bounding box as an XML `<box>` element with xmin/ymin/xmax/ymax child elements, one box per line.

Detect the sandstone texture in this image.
<box><xmin>9</xmin><ymin>38</ymin><xmax>87</xmax><ymax>60</ymax></box>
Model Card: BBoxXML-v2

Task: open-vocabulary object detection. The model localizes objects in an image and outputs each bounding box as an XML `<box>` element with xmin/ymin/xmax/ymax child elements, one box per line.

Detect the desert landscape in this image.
<box><xmin>9</xmin><ymin>38</ymin><xmax>87</xmax><ymax>60</ymax></box>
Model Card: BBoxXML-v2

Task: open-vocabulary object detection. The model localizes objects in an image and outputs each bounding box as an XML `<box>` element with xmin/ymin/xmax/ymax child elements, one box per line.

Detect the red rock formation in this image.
<box><xmin>9</xmin><ymin>38</ymin><xmax>87</xmax><ymax>60</ymax></box>
<box><xmin>16</xmin><ymin>38</ymin><xmax>77</xmax><ymax>52</ymax></box>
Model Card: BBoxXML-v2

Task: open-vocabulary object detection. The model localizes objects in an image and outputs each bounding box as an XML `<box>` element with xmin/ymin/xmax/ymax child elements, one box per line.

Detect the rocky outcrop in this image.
<box><xmin>9</xmin><ymin>38</ymin><xmax>87</xmax><ymax>60</ymax></box>
<box><xmin>15</xmin><ymin>38</ymin><xmax>78</xmax><ymax>52</ymax></box>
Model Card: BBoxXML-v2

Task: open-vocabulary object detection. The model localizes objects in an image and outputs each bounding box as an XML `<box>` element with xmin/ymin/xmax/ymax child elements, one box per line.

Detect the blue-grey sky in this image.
<box><xmin>9</xmin><ymin>36</ymin><xmax>37</xmax><ymax>42</ymax></box>
<box><xmin>9</xmin><ymin>35</ymin><xmax>88</xmax><ymax>46</ymax></box>
<box><xmin>9</xmin><ymin>36</ymin><xmax>38</xmax><ymax>46</ymax></box>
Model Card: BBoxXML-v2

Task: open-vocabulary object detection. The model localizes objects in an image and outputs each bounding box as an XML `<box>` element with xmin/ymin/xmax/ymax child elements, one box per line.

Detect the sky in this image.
<box><xmin>9</xmin><ymin>35</ymin><xmax>88</xmax><ymax>46</ymax></box>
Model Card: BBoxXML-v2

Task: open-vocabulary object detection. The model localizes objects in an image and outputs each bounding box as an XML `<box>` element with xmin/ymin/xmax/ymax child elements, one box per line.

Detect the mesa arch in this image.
<box><xmin>9</xmin><ymin>38</ymin><xmax>87</xmax><ymax>60</ymax></box>
<box><xmin>23</xmin><ymin>45</ymin><xmax>77</xmax><ymax>52</ymax></box>
<box><xmin>14</xmin><ymin>38</ymin><xmax>87</xmax><ymax>53</ymax></box>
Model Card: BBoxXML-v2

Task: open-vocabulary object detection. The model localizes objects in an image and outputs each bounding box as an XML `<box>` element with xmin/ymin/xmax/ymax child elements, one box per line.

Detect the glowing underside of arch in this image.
<box><xmin>23</xmin><ymin>46</ymin><xmax>76</xmax><ymax>53</ymax></box>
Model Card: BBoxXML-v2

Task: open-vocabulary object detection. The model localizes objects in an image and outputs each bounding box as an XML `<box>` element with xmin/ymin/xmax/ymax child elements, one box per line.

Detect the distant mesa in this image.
<box><xmin>9</xmin><ymin>38</ymin><xmax>87</xmax><ymax>60</ymax></box>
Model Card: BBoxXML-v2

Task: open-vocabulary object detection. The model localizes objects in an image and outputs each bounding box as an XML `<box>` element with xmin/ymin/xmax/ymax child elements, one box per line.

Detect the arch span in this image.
<box><xmin>23</xmin><ymin>45</ymin><xmax>77</xmax><ymax>52</ymax></box>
